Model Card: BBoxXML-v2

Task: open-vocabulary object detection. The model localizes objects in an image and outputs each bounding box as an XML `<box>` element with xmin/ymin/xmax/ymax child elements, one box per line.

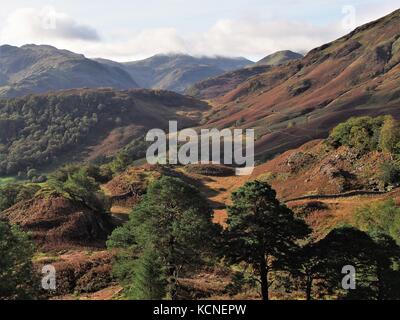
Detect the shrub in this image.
<box><xmin>379</xmin><ymin>115</ymin><xmax>400</xmax><ymax>155</ymax></box>
<box><xmin>380</xmin><ymin>161</ymin><xmax>400</xmax><ymax>186</ymax></box>
<box><xmin>0</xmin><ymin>183</ymin><xmax>40</xmax><ymax>212</ymax></box>
<box><xmin>327</xmin><ymin>116</ymin><xmax>385</xmax><ymax>153</ymax></box>
<box><xmin>355</xmin><ymin>198</ymin><xmax>400</xmax><ymax>245</ymax></box>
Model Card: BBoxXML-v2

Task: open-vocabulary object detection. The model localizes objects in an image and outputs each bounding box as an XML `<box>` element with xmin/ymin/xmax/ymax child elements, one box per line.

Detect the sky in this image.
<box><xmin>0</xmin><ymin>0</ymin><xmax>398</xmax><ymax>62</ymax></box>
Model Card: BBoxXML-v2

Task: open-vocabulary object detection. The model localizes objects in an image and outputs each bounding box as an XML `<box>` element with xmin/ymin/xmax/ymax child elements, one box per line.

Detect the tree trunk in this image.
<box><xmin>167</xmin><ymin>265</ymin><xmax>178</xmax><ymax>300</ymax></box>
<box><xmin>377</xmin><ymin>266</ymin><xmax>384</xmax><ymax>301</ymax></box>
<box><xmin>167</xmin><ymin>232</ymin><xmax>178</xmax><ymax>300</ymax></box>
<box><xmin>259</xmin><ymin>256</ymin><xmax>269</xmax><ymax>301</ymax></box>
<box><xmin>306</xmin><ymin>276</ymin><xmax>313</xmax><ymax>301</ymax></box>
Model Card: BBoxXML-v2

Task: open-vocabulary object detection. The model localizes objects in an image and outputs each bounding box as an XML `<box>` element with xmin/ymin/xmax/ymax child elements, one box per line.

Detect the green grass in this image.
<box><xmin>0</xmin><ymin>177</ymin><xmax>18</xmax><ymax>186</ymax></box>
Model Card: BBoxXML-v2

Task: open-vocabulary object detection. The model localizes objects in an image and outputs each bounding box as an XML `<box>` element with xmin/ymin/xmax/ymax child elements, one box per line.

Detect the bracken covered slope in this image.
<box><xmin>198</xmin><ymin>9</ymin><xmax>400</xmax><ymax>159</ymax></box>
<box><xmin>256</xmin><ymin>50</ymin><xmax>303</xmax><ymax>66</ymax></box>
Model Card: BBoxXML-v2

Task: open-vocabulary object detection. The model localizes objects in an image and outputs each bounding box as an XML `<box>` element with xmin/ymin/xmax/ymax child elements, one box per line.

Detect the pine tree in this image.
<box><xmin>108</xmin><ymin>176</ymin><xmax>221</xmax><ymax>300</ymax></box>
<box><xmin>0</xmin><ymin>221</ymin><xmax>37</xmax><ymax>300</ymax></box>
<box><xmin>128</xmin><ymin>248</ymin><xmax>167</xmax><ymax>300</ymax></box>
<box><xmin>224</xmin><ymin>181</ymin><xmax>310</xmax><ymax>300</ymax></box>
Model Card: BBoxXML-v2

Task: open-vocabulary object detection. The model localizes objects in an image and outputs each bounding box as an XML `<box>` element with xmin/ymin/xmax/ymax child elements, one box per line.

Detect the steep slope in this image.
<box><xmin>186</xmin><ymin>51</ymin><xmax>303</xmax><ymax>100</ymax></box>
<box><xmin>0</xmin><ymin>88</ymin><xmax>209</xmax><ymax>175</ymax></box>
<box><xmin>186</xmin><ymin>65</ymin><xmax>271</xmax><ymax>100</ymax></box>
<box><xmin>256</xmin><ymin>50</ymin><xmax>303</xmax><ymax>66</ymax></box>
<box><xmin>199</xmin><ymin>9</ymin><xmax>400</xmax><ymax>159</ymax></box>
<box><xmin>117</xmin><ymin>54</ymin><xmax>253</xmax><ymax>93</ymax></box>
<box><xmin>0</xmin><ymin>45</ymin><xmax>138</xmax><ymax>98</ymax></box>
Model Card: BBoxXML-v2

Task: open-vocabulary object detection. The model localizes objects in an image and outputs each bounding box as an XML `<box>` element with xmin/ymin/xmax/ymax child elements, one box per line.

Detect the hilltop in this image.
<box><xmin>0</xmin><ymin>45</ymin><xmax>138</xmax><ymax>98</ymax></box>
<box><xmin>256</xmin><ymin>50</ymin><xmax>303</xmax><ymax>66</ymax></box>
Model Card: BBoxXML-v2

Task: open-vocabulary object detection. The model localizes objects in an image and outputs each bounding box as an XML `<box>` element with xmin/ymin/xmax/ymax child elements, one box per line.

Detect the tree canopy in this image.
<box><xmin>108</xmin><ymin>176</ymin><xmax>221</xmax><ymax>300</ymax></box>
<box><xmin>0</xmin><ymin>220</ymin><xmax>36</xmax><ymax>300</ymax></box>
<box><xmin>223</xmin><ymin>180</ymin><xmax>311</xmax><ymax>300</ymax></box>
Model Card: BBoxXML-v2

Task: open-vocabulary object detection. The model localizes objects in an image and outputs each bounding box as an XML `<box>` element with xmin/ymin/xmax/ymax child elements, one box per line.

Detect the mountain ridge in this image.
<box><xmin>0</xmin><ymin>44</ymin><xmax>139</xmax><ymax>98</ymax></box>
<box><xmin>256</xmin><ymin>50</ymin><xmax>303</xmax><ymax>66</ymax></box>
<box><xmin>98</xmin><ymin>53</ymin><xmax>253</xmax><ymax>93</ymax></box>
<box><xmin>186</xmin><ymin>51</ymin><xmax>302</xmax><ymax>99</ymax></box>
<box><xmin>198</xmin><ymin>8</ymin><xmax>400</xmax><ymax>159</ymax></box>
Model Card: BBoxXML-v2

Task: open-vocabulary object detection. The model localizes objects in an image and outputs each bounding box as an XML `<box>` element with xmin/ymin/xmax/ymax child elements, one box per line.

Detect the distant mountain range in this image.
<box><xmin>0</xmin><ymin>45</ymin><xmax>254</xmax><ymax>98</ymax></box>
<box><xmin>97</xmin><ymin>54</ymin><xmax>253</xmax><ymax>93</ymax></box>
<box><xmin>0</xmin><ymin>44</ymin><xmax>139</xmax><ymax>98</ymax></box>
<box><xmin>0</xmin><ymin>44</ymin><xmax>308</xmax><ymax>98</ymax></box>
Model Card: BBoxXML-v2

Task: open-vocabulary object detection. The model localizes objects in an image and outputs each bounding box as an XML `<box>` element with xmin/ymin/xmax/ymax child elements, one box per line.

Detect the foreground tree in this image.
<box><xmin>370</xmin><ymin>233</ymin><xmax>400</xmax><ymax>300</ymax></box>
<box><xmin>224</xmin><ymin>181</ymin><xmax>310</xmax><ymax>300</ymax></box>
<box><xmin>127</xmin><ymin>247</ymin><xmax>167</xmax><ymax>300</ymax></box>
<box><xmin>296</xmin><ymin>227</ymin><xmax>400</xmax><ymax>300</ymax></box>
<box><xmin>0</xmin><ymin>221</ymin><xmax>36</xmax><ymax>300</ymax></box>
<box><xmin>108</xmin><ymin>176</ymin><xmax>221</xmax><ymax>300</ymax></box>
<box><xmin>292</xmin><ymin>242</ymin><xmax>326</xmax><ymax>300</ymax></box>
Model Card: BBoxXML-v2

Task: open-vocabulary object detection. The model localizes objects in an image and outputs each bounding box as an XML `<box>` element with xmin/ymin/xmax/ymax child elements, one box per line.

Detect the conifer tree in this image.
<box><xmin>127</xmin><ymin>247</ymin><xmax>167</xmax><ymax>300</ymax></box>
<box><xmin>224</xmin><ymin>181</ymin><xmax>310</xmax><ymax>300</ymax></box>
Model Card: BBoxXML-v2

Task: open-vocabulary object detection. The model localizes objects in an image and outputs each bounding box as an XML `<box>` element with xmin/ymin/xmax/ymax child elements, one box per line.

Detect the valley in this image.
<box><xmin>1</xmin><ymin>7</ymin><xmax>400</xmax><ymax>301</ymax></box>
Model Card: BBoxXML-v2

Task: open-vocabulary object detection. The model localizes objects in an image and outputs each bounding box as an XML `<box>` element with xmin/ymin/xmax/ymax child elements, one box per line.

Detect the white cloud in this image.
<box><xmin>190</xmin><ymin>18</ymin><xmax>345</xmax><ymax>58</ymax></box>
<box><xmin>0</xmin><ymin>7</ymin><xmax>99</xmax><ymax>45</ymax></box>
<box><xmin>60</xmin><ymin>18</ymin><xmax>347</xmax><ymax>61</ymax></box>
<box><xmin>83</xmin><ymin>28</ymin><xmax>188</xmax><ymax>61</ymax></box>
<box><xmin>0</xmin><ymin>4</ymin><xmax>398</xmax><ymax>62</ymax></box>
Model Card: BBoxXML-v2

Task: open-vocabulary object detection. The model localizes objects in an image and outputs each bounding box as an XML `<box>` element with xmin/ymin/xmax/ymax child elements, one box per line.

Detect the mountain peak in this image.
<box><xmin>121</xmin><ymin>54</ymin><xmax>254</xmax><ymax>92</ymax></box>
<box><xmin>0</xmin><ymin>44</ymin><xmax>138</xmax><ymax>98</ymax></box>
<box><xmin>256</xmin><ymin>50</ymin><xmax>303</xmax><ymax>66</ymax></box>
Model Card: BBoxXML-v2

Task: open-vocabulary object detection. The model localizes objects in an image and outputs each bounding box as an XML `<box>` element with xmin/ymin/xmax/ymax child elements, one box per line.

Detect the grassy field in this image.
<box><xmin>0</xmin><ymin>177</ymin><xmax>18</xmax><ymax>186</ymax></box>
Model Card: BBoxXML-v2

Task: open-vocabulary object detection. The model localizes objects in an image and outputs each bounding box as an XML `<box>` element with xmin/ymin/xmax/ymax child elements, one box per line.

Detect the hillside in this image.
<box><xmin>0</xmin><ymin>88</ymin><xmax>209</xmax><ymax>176</ymax></box>
<box><xmin>186</xmin><ymin>50</ymin><xmax>302</xmax><ymax>100</ymax></box>
<box><xmin>195</xmin><ymin>9</ymin><xmax>400</xmax><ymax>159</ymax></box>
<box><xmin>103</xmin><ymin>116</ymin><xmax>399</xmax><ymax>238</ymax></box>
<box><xmin>185</xmin><ymin>65</ymin><xmax>271</xmax><ymax>100</ymax></box>
<box><xmin>0</xmin><ymin>45</ymin><xmax>139</xmax><ymax>98</ymax></box>
<box><xmin>102</xmin><ymin>54</ymin><xmax>253</xmax><ymax>93</ymax></box>
<box><xmin>256</xmin><ymin>50</ymin><xmax>303</xmax><ymax>66</ymax></box>
<box><xmin>2</xmin><ymin>115</ymin><xmax>400</xmax><ymax>300</ymax></box>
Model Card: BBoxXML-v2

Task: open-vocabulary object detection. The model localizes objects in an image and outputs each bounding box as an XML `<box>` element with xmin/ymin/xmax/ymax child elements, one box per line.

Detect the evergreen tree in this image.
<box><xmin>298</xmin><ymin>227</ymin><xmax>400</xmax><ymax>300</ymax></box>
<box><xmin>292</xmin><ymin>242</ymin><xmax>325</xmax><ymax>300</ymax></box>
<box><xmin>369</xmin><ymin>233</ymin><xmax>400</xmax><ymax>300</ymax></box>
<box><xmin>47</xmin><ymin>167</ymin><xmax>109</xmax><ymax>212</ymax></box>
<box><xmin>223</xmin><ymin>181</ymin><xmax>310</xmax><ymax>300</ymax></box>
<box><xmin>108</xmin><ymin>176</ymin><xmax>221</xmax><ymax>300</ymax></box>
<box><xmin>0</xmin><ymin>221</ymin><xmax>37</xmax><ymax>300</ymax></box>
<box><xmin>127</xmin><ymin>247</ymin><xmax>167</xmax><ymax>300</ymax></box>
